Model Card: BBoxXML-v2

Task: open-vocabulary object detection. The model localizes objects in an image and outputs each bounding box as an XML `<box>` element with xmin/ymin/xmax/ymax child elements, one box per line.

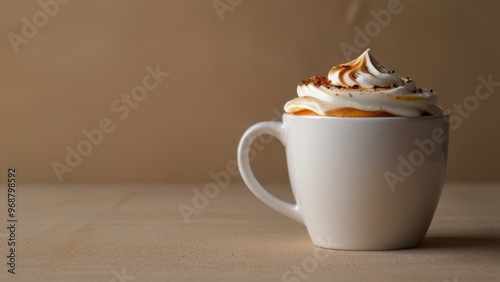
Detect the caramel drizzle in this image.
<box><xmin>330</xmin><ymin>53</ymin><xmax>369</xmax><ymax>86</ymax></box>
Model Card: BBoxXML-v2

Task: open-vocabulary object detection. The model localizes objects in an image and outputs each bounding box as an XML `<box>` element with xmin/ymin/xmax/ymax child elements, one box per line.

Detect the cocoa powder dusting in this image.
<box><xmin>299</xmin><ymin>75</ymin><xmax>334</xmax><ymax>87</ymax></box>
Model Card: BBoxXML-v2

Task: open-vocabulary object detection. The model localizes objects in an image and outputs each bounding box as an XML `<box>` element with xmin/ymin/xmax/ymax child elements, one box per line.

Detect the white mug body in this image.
<box><xmin>237</xmin><ymin>114</ymin><xmax>449</xmax><ymax>250</ymax></box>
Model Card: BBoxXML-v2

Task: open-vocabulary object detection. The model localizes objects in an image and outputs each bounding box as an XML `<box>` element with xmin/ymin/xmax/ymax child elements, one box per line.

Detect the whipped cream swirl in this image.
<box><xmin>284</xmin><ymin>49</ymin><xmax>442</xmax><ymax>117</ymax></box>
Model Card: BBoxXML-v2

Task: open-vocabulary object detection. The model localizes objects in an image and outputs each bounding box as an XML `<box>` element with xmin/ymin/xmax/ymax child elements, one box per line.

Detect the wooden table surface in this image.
<box><xmin>0</xmin><ymin>182</ymin><xmax>499</xmax><ymax>282</ymax></box>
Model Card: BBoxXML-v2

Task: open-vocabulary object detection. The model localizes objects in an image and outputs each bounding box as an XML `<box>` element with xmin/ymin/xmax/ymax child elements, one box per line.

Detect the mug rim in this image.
<box><xmin>283</xmin><ymin>113</ymin><xmax>449</xmax><ymax>121</ymax></box>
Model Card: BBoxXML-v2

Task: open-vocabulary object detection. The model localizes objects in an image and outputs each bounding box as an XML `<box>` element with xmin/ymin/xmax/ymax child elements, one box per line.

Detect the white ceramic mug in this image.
<box><xmin>238</xmin><ymin>114</ymin><xmax>449</xmax><ymax>250</ymax></box>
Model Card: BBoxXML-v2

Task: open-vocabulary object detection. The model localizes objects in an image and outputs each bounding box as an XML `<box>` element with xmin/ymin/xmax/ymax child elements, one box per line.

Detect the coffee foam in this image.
<box><xmin>285</xmin><ymin>49</ymin><xmax>442</xmax><ymax>117</ymax></box>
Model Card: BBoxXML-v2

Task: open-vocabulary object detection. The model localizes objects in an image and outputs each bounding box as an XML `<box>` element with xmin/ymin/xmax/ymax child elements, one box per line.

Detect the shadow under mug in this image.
<box><xmin>238</xmin><ymin>114</ymin><xmax>449</xmax><ymax>250</ymax></box>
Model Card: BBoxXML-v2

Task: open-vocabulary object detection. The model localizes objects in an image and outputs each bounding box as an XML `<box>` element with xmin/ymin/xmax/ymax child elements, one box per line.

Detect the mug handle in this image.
<box><xmin>237</xmin><ymin>121</ymin><xmax>304</xmax><ymax>225</ymax></box>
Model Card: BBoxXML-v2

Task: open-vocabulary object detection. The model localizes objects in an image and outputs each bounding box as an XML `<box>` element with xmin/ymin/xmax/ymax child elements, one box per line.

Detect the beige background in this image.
<box><xmin>0</xmin><ymin>0</ymin><xmax>499</xmax><ymax>183</ymax></box>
